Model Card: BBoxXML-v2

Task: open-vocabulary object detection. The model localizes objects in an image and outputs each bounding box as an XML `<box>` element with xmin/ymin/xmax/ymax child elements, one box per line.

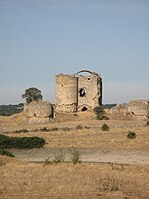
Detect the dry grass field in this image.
<box><xmin>0</xmin><ymin>112</ymin><xmax>149</xmax><ymax>198</ymax></box>
<box><xmin>0</xmin><ymin>156</ymin><xmax>149</xmax><ymax>199</ymax></box>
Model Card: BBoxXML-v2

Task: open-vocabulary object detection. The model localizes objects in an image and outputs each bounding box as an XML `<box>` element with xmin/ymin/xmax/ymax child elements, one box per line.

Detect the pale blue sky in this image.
<box><xmin>0</xmin><ymin>0</ymin><xmax>149</xmax><ymax>104</ymax></box>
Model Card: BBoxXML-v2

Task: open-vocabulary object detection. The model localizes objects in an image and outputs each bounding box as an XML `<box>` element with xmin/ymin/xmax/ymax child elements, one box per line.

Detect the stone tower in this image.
<box><xmin>55</xmin><ymin>70</ymin><xmax>102</xmax><ymax>113</ymax></box>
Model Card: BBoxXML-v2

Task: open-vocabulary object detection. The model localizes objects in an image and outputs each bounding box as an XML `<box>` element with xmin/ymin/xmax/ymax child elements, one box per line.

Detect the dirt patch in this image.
<box><xmin>11</xmin><ymin>147</ymin><xmax>149</xmax><ymax>165</ymax></box>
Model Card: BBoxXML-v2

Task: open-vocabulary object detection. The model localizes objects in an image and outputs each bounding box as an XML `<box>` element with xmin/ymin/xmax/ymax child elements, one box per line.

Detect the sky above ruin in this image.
<box><xmin>0</xmin><ymin>0</ymin><xmax>149</xmax><ymax>105</ymax></box>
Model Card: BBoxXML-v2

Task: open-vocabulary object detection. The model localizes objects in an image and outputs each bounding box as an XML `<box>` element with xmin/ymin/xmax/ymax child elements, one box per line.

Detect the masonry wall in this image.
<box><xmin>107</xmin><ymin>100</ymin><xmax>149</xmax><ymax>120</ymax></box>
<box><xmin>25</xmin><ymin>101</ymin><xmax>53</xmax><ymax>124</ymax></box>
<box><xmin>55</xmin><ymin>74</ymin><xmax>78</xmax><ymax>112</ymax></box>
<box><xmin>55</xmin><ymin>71</ymin><xmax>102</xmax><ymax>113</ymax></box>
<box><xmin>77</xmin><ymin>74</ymin><xmax>102</xmax><ymax>111</ymax></box>
<box><xmin>128</xmin><ymin>100</ymin><xmax>149</xmax><ymax>116</ymax></box>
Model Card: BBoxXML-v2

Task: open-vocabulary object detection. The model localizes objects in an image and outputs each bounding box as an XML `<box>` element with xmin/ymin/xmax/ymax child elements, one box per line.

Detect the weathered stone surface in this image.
<box><xmin>25</xmin><ymin>101</ymin><xmax>53</xmax><ymax>124</ymax></box>
<box><xmin>55</xmin><ymin>70</ymin><xmax>102</xmax><ymax>113</ymax></box>
<box><xmin>107</xmin><ymin>100</ymin><xmax>149</xmax><ymax>120</ymax></box>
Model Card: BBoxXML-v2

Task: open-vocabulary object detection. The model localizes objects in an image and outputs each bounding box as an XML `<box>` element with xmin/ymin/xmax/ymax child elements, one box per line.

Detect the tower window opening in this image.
<box><xmin>79</xmin><ymin>88</ymin><xmax>86</xmax><ymax>97</ymax></box>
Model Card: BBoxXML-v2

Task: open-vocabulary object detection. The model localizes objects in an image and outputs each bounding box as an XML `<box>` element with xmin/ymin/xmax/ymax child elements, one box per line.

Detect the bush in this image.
<box><xmin>0</xmin><ymin>134</ymin><xmax>45</xmax><ymax>149</ymax></box>
<box><xmin>101</xmin><ymin>123</ymin><xmax>109</xmax><ymax>131</ymax></box>
<box><xmin>40</xmin><ymin>127</ymin><xmax>49</xmax><ymax>132</ymax></box>
<box><xmin>49</xmin><ymin>127</ymin><xmax>58</xmax><ymax>131</ymax></box>
<box><xmin>93</xmin><ymin>106</ymin><xmax>109</xmax><ymax>120</ymax></box>
<box><xmin>69</xmin><ymin>148</ymin><xmax>81</xmax><ymax>164</ymax></box>
<box><xmin>44</xmin><ymin>151</ymin><xmax>65</xmax><ymax>165</ymax></box>
<box><xmin>146</xmin><ymin>121</ymin><xmax>149</xmax><ymax>126</ymax></box>
<box><xmin>14</xmin><ymin>129</ymin><xmax>29</xmax><ymax>133</ymax></box>
<box><xmin>127</xmin><ymin>131</ymin><xmax>136</xmax><ymax>139</ymax></box>
<box><xmin>53</xmin><ymin>151</ymin><xmax>65</xmax><ymax>164</ymax></box>
<box><xmin>76</xmin><ymin>124</ymin><xmax>83</xmax><ymax>130</ymax></box>
<box><xmin>0</xmin><ymin>149</ymin><xmax>14</xmax><ymax>157</ymax></box>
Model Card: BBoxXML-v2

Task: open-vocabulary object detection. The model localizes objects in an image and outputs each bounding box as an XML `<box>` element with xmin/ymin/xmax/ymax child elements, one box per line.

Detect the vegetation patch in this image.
<box><xmin>69</xmin><ymin>148</ymin><xmax>81</xmax><ymax>164</ymax></box>
<box><xmin>14</xmin><ymin>129</ymin><xmax>29</xmax><ymax>133</ymax></box>
<box><xmin>0</xmin><ymin>159</ymin><xmax>6</xmax><ymax>166</ymax></box>
<box><xmin>0</xmin><ymin>134</ymin><xmax>45</xmax><ymax>149</ymax></box>
<box><xmin>44</xmin><ymin>151</ymin><xmax>65</xmax><ymax>165</ymax></box>
<box><xmin>101</xmin><ymin>123</ymin><xmax>109</xmax><ymax>131</ymax></box>
<box><xmin>40</xmin><ymin>127</ymin><xmax>58</xmax><ymax>132</ymax></box>
<box><xmin>61</xmin><ymin>127</ymin><xmax>71</xmax><ymax>131</ymax></box>
<box><xmin>0</xmin><ymin>149</ymin><xmax>14</xmax><ymax>157</ymax></box>
<box><xmin>40</xmin><ymin>127</ymin><xmax>49</xmax><ymax>132</ymax></box>
<box><xmin>93</xmin><ymin>106</ymin><xmax>109</xmax><ymax>120</ymax></box>
<box><xmin>76</xmin><ymin>124</ymin><xmax>83</xmax><ymax>130</ymax></box>
<box><xmin>127</xmin><ymin>131</ymin><xmax>136</xmax><ymax>139</ymax></box>
<box><xmin>0</xmin><ymin>103</ymin><xmax>24</xmax><ymax>116</ymax></box>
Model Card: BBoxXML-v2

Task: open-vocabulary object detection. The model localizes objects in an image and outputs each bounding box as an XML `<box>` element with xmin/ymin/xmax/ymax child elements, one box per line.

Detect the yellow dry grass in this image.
<box><xmin>1</xmin><ymin>119</ymin><xmax>148</xmax><ymax>150</ymax></box>
<box><xmin>0</xmin><ymin>156</ymin><xmax>149</xmax><ymax>199</ymax></box>
<box><xmin>0</xmin><ymin>112</ymin><xmax>149</xmax><ymax>198</ymax></box>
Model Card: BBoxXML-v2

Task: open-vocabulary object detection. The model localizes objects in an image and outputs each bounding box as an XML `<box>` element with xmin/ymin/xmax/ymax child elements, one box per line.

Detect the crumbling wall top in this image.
<box><xmin>74</xmin><ymin>69</ymin><xmax>101</xmax><ymax>77</ymax></box>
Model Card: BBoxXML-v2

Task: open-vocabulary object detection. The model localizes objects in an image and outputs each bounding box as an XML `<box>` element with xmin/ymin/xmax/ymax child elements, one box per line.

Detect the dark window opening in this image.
<box><xmin>82</xmin><ymin>107</ymin><xmax>87</xmax><ymax>112</ymax></box>
<box><xmin>79</xmin><ymin>88</ymin><xmax>86</xmax><ymax>97</ymax></box>
<box><xmin>34</xmin><ymin>114</ymin><xmax>36</xmax><ymax>117</ymax></box>
<box><xmin>88</xmin><ymin>78</ymin><xmax>90</xmax><ymax>80</ymax></box>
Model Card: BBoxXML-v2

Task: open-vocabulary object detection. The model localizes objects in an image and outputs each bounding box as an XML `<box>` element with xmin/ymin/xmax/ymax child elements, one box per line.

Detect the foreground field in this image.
<box><xmin>0</xmin><ymin>156</ymin><xmax>149</xmax><ymax>199</ymax></box>
<box><xmin>0</xmin><ymin>112</ymin><xmax>149</xmax><ymax>198</ymax></box>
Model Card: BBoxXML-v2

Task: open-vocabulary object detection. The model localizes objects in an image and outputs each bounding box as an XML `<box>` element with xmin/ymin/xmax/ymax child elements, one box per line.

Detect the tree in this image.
<box><xmin>22</xmin><ymin>87</ymin><xmax>43</xmax><ymax>104</ymax></box>
<box><xmin>93</xmin><ymin>106</ymin><xmax>109</xmax><ymax>120</ymax></box>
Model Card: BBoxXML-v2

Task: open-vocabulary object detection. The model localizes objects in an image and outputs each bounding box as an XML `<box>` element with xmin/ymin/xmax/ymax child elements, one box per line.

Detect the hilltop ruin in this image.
<box><xmin>55</xmin><ymin>70</ymin><xmax>102</xmax><ymax>113</ymax></box>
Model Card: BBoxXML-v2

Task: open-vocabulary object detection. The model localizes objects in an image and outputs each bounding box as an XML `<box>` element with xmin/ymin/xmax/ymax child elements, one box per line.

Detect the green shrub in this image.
<box><xmin>127</xmin><ymin>131</ymin><xmax>136</xmax><ymax>139</ymax></box>
<box><xmin>101</xmin><ymin>123</ymin><xmax>109</xmax><ymax>131</ymax></box>
<box><xmin>146</xmin><ymin>121</ymin><xmax>149</xmax><ymax>126</ymax></box>
<box><xmin>93</xmin><ymin>106</ymin><xmax>109</xmax><ymax>120</ymax></box>
<box><xmin>0</xmin><ymin>149</ymin><xmax>14</xmax><ymax>157</ymax></box>
<box><xmin>0</xmin><ymin>134</ymin><xmax>45</xmax><ymax>149</ymax></box>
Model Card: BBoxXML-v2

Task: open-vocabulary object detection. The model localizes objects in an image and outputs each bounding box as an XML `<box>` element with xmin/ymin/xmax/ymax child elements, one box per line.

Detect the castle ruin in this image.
<box><xmin>55</xmin><ymin>70</ymin><xmax>102</xmax><ymax>113</ymax></box>
<box><xmin>25</xmin><ymin>101</ymin><xmax>53</xmax><ymax>124</ymax></box>
<box><xmin>106</xmin><ymin>100</ymin><xmax>149</xmax><ymax>120</ymax></box>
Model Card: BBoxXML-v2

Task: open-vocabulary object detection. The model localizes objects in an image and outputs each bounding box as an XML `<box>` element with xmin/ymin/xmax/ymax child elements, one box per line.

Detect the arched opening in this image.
<box><xmin>74</xmin><ymin>70</ymin><xmax>93</xmax><ymax>75</ymax></box>
<box><xmin>79</xmin><ymin>88</ymin><xmax>86</xmax><ymax>97</ymax></box>
<box><xmin>82</xmin><ymin>107</ymin><xmax>87</xmax><ymax>112</ymax></box>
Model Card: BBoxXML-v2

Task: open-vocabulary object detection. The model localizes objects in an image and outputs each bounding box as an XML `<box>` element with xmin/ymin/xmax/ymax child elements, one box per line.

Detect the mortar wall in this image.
<box><xmin>77</xmin><ymin>75</ymin><xmax>102</xmax><ymax>111</ymax></box>
<box><xmin>55</xmin><ymin>74</ymin><xmax>78</xmax><ymax>112</ymax></box>
<box><xmin>55</xmin><ymin>71</ymin><xmax>102</xmax><ymax>113</ymax></box>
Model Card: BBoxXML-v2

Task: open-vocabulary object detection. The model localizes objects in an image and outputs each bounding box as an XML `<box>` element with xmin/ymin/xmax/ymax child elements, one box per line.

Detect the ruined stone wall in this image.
<box><xmin>77</xmin><ymin>74</ymin><xmax>102</xmax><ymax>111</ymax></box>
<box><xmin>55</xmin><ymin>70</ymin><xmax>102</xmax><ymax>113</ymax></box>
<box><xmin>128</xmin><ymin>100</ymin><xmax>149</xmax><ymax>116</ymax></box>
<box><xmin>55</xmin><ymin>74</ymin><xmax>78</xmax><ymax>112</ymax></box>
<box><xmin>107</xmin><ymin>100</ymin><xmax>149</xmax><ymax>120</ymax></box>
<box><xmin>25</xmin><ymin>101</ymin><xmax>53</xmax><ymax>124</ymax></box>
